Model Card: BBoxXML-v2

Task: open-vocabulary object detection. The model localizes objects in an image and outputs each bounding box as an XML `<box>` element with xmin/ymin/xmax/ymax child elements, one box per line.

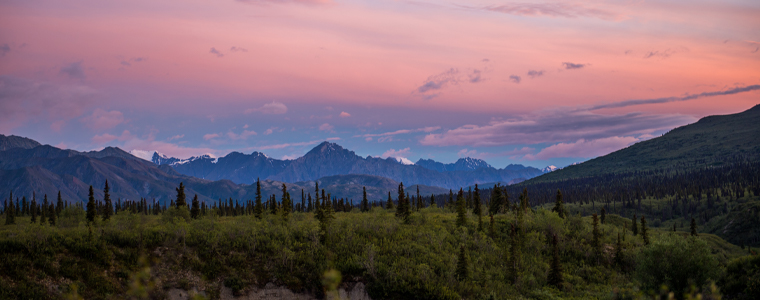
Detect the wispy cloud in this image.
<box><xmin>588</xmin><ymin>85</ymin><xmax>760</xmax><ymax>111</ymax></box>
<box><xmin>509</xmin><ymin>75</ymin><xmax>521</xmax><ymax>83</ymax></box>
<box><xmin>524</xmin><ymin>136</ymin><xmax>639</xmax><ymax>160</ymax></box>
<box><xmin>80</xmin><ymin>108</ymin><xmax>124</xmax><ymax>131</ymax></box>
<box><xmin>417</xmin><ymin>68</ymin><xmax>459</xmax><ymax>94</ymax></box>
<box><xmin>482</xmin><ymin>3</ymin><xmax>619</xmax><ymax>20</ymax></box>
<box><xmin>255</xmin><ymin>137</ymin><xmax>340</xmax><ymax>150</ymax></box>
<box><xmin>358</xmin><ymin>126</ymin><xmax>440</xmax><ymax>138</ymax></box>
<box><xmin>60</xmin><ymin>61</ymin><xmax>86</xmax><ymax>79</ymax></box>
<box><xmin>245</xmin><ymin>101</ymin><xmax>288</xmax><ymax>114</ymax></box>
<box><xmin>209</xmin><ymin>47</ymin><xmax>224</xmax><ymax>57</ymax></box>
<box><xmin>0</xmin><ymin>44</ymin><xmax>9</xmax><ymax>56</ymax></box>
<box><xmin>230</xmin><ymin>46</ymin><xmax>248</xmax><ymax>52</ymax></box>
<box><xmin>420</xmin><ymin>111</ymin><xmax>693</xmax><ymax>147</ymax></box>
<box><xmin>339</xmin><ymin>111</ymin><xmax>351</xmax><ymax>117</ymax></box>
<box><xmin>203</xmin><ymin>133</ymin><xmax>220</xmax><ymax>140</ymax></box>
<box><xmin>562</xmin><ymin>62</ymin><xmax>585</xmax><ymax>69</ymax></box>
<box><xmin>527</xmin><ymin>70</ymin><xmax>544</xmax><ymax>78</ymax></box>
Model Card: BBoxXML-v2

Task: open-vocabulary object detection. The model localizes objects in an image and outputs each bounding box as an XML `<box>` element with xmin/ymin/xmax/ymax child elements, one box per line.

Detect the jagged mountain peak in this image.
<box><xmin>0</xmin><ymin>134</ymin><xmax>42</xmax><ymax>151</ymax></box>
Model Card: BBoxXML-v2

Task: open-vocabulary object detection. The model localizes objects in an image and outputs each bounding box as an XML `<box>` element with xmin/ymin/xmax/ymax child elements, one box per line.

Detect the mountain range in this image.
<box><xmin>0</xmin><ymin>135</ymin><xmax>541</xmax><ymax>205</ymax></box>
<box><xmin>151</xmin><ymin>142</ymin><xmax>545</xmax><ymax>189</ymax></box>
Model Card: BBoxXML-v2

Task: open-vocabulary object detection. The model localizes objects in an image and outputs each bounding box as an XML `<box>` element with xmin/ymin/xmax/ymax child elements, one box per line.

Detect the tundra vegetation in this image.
<box><xmin>0</xmin><ymin>181</ymin><xmax>758</xmax><ymax>300</ymax></box>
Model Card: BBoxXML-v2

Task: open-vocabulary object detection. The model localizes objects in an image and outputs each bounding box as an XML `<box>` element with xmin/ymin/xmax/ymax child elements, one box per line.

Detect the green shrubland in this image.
<box><xmin>0</xmin><ymin>201</ymin><xmax>756</xmax><ymax>299</ymax></box>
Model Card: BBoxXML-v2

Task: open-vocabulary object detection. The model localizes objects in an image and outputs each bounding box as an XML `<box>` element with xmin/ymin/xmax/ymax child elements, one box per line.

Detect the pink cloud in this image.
<box><xmin>245</xmin><ymin>102</ymin><xmax>288</xmax><ymax>115</ymax></box>
<box><xmin>227</xmin><ymin>129</ymin><xmax>257</xmax><ymax>140</ymax></box>
<box><xmin>203</xmin><ymin>133</ymin><xmax>220</xmax><ymax>140</ymax></box>
<box><xmin>524</xmin><ymin>136</ymin><xmax>639</xmax><ymax>160</ymax></box>
<box><xmin>381</xmin><ymin>147</ymin><xmax>411</xmax><ymax>158</ymax></box>
<box><xmin>81</xmin><ymin>108</ymin><xmax>124</xmax><ymax>131</ymax></box>
<box><xmin>339</xmin><ymin>111</ymin><xmax>351</xmax><ymax>117</ymax></box>
<box><xmin>319</xmin><ymin>123</ymin><xmax>334</xmax><ymax>131</ymax></box>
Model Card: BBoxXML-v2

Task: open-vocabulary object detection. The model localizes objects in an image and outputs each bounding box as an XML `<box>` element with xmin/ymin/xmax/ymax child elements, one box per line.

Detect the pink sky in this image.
<box><xmin>1</xmin><ymin>0</ymin><xmax>759</xmax><ymax>168</ymax></box>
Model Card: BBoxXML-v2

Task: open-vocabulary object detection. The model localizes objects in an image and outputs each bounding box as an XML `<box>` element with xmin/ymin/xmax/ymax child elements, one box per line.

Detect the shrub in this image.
<box><xmin>636</xmin><ymin>234</ymin><xmax>720</xmax><ymax>296</ymax></box>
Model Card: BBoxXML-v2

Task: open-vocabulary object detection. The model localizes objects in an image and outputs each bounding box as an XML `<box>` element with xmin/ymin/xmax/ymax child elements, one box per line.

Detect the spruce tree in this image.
<box><xmin>56</xmin><ymin>191</ymin><xmax>63</xmax><ymax>216</ymax></box>
<box><xmin>175</xmin><ymin>182</ymin><xmax>187</xmax><ymax>208</ymax></box>
<box><xmin>361</xmin><ymin>186</ymin><xmax>369</xmax><ymax>212</ymax></box>
<box><xmin>281</xmin><ymin>184</ymin><xmax>292</xmax><ymax>221</ymax></box>
<box><xmin>673</xmin><ymin>223</ymin><xmax>677</xmax><ymax>232</ymax></box>
<box><xmin>86</xmin><ymin>185</ymin><xmax>97</xmax><ymax>224</ymax></box>
<box><xmin>190</xmin><ymin>194</ymin><xmax>200</xmax><ymax>219</ymax></box>
<box><xmin>632</xmin><ymin>213</ymin><xmax>638</xmax><ymax>236</ymax></box>
<box><xmin>4</xmin><ymin>197</ymin><xmax>14</xmax><ymax>225</ymax></box>
<box><xmin>395</xmin><ymin>183</ymin><xmax>410</xmax><ymax>222</ymax></box>
<box><xmin>456</xmin><ymin>188</ymin><xmax>467</xmax><ymax>227</ymax></box>
<box><xmin>473</xmin><ymin>184</ymin><xmax>481</xmax><ymax>216</ymax></box>
<box><xmin>488</xmin><ymin>214</ymin><xmax>495</xmax><ymax>237</ymax></box>
<box><xmin>30</xmin><ymin>194</ymin><xmax>37</xmax><ymax>223</ymax></box>
<box><xmin>455</xmin><ymin>245</ymin><xmax>469</xmax><ymax>280</ymax></box>
<box><xmin>430</xmin><ymin>194</ymin><xmax>435</xmax><ymax>207</ymax></box>
<box><xmin>552</xmin><ymin>189</ymin><xmax>566</xmax><ymax>218</ymax></box>
<box><xmin>416</xmin><ymin>186</ymin><xmax>422</xmax><ymax>210</ymax></box>
<box><xmin>600</xmin><ymin>207</ymin><xmax>606</xmax><ymax>224</ymax></box>
<box><xmin>48</xmin><ymin>204</ymin><xmax>56</xmax><ymax>226</ymax></box>
<box><xmin>614</xmin><ymin>233</ymin><xmax>623</xmax><ymax>268</ymax></box>
<box><xmin>641</xmin><ymin>216</ymin><xmax>649</xmax><ymax>245</ymax></box>
<box><xmin>548</xmin><ymin>234</ymin><xmax>563</xmax><ymax>287</ymax></box>
<box><xmin>254</xmin><ymin>178</ymin><xmax>263</xmax><ymax>219</ymax></box>
<box><xmin>301</xmin><ymin>189</ymin><xmax>305</xmax><ymax>213</ymax></box>
<box><xmin>386</xmin><ymin>192</ymin><xmax>394</xmax><ymax>210</ymax></box>
<box><xmin>519</xmin><ymin>188</ymin><xmax>529</xmax><ymax>213</ymax></box>
<box><xmin>592</xmin><ymin>213</ymin><xmax>601</xmax><ymax>253</ymax></box>
<box><xmin>102</xmin><ymin>181</ymin><xmax>112</xmax><ymax>221</ymax></box>
<box><xmin>690</xmin><ymin>218</ymin><xmax>698</xmax><ymax>236</ymax></box>
<box><xmin>40</xmin><ymin>200</ymin><xmax>47</xmax><ymax>225</ymax></box>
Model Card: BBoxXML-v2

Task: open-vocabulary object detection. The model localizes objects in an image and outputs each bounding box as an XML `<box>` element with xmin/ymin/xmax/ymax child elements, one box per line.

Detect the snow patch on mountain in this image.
<box><xmin>393</xmin><ymin>157</ymin><xmax>415</xmax><ymax>165</ymax></box>
<box><xmin>542</xmin><ymin>165</ymin><xmax>558</xmax><ymax>173</ymax></box>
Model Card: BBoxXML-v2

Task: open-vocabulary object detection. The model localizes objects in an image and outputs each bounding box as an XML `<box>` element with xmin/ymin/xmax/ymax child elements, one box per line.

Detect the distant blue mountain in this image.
<box><xmin>152</xmin><ymin>142</ymin><xmax>545</xmax><ymax>189</ymax></box>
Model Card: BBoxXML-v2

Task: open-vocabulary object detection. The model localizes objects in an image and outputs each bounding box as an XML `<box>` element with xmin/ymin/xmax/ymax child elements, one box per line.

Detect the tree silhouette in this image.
<box><xmin>175</xmin><ymin>182</ymin><xmax>187</xmax><ymax>209</ymax></box>
<box><xmin>86</xmin><ymin>186</ymin><xmax>97</xmax><ymax>224</ymax></box>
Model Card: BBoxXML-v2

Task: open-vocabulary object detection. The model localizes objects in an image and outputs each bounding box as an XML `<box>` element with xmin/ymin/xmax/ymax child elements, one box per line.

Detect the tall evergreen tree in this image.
<box><xmin>40</xmin><ymin>196</ymin><xmax>47</xmax><ymax>225</ymax></box>
<box><xmin>552</xmin><ymin>189</ymin><xmax>567</xmax><ymax>218</ymax></box>
<box><xmin>395</xmin><ymin>183</ymin><xmax>410</xmax><ymax>222</ymax></box>
<box><xmin>548</xmin><ymin>234</ymin><xmax>563</xmax><ymax>287</ymax></box>
<box><xmin>519</xmin><ymin>188</ymin><xmax>530</xmax><ymax>213</ymax></box>
<box><xmin>600</xmin><ymin>207</ymin><xmax>606</xmax><ymax>224</ymax></box>
<box><xmin>632</xmin><ymin>213</ymin><xmax>638</xmax><ymax>236</ymax></box>
<box><xmin>473</xmin><ymin>184</ymin><xmax>482</xmax><ymax>216</ymax></box>
<box><xmin>254</xmin><ymin>178</ymin><xmax>263</xmax><ymax>219</ymax></box>
<box><xmin>56</xmin><ymin>191</ymin><xmax>63</xmax><ymax>216</ymax></box>
<box><xmin>641</xmin><ymin>216</ymin><xmax>650</xmax><ymax>245</ymax></box>
<box><xmin>386</xmin><ymin>191</ymin><xmax>394</xmax><ymax>209</ymax></box>
<box><xmin>361</xmin><ymin>186</ymin><xmax>369</xmax><ymax>212</ymax></box>
<box><xmin>301</xmin><ymin>189</ymin><xmax>305</xmax><ymax>213</ymax></box>
<box><xmin>102</xmin><ymin>181</ymin><xmax>112</xmax><ymax>221</ymax></box>
<box><xmin>4</xmin><ymin>196</ymin><xmax>14</xmax><ymax>225</ymax></box>
<box><xmin>416</xmin><ymin>186</ymin><xmax>422</xmax><ymax>210</ymax></box>
<box><xmin>455</xmin><ymin>245</ymin><xmax>469</xmax><ymax>280</ymax></box>
<box><xmin>690</xmin><ymin>218</ymin><xmax>698</xmax><ymax>236</ymax></box>
<box><xmin>489</xmin><ymin>185</ymin><xmax>504</xmax><ymax>215</ymax></box>
<box><xmin>614</xmin><ymin>233</ymin><xmax>624</xmax><ymax>268</ymax></box>
<box><xmin>488</xmin><ymin>214</ymin><xmax>495</xmax><ymax>237</ymax></box>
<box><xmin>430</xmin><ymin>194</ymin><xmax>435</xmax><ymax>207</ymax></box>
<box><xmin>48</xmin><ymin>203</ymin><xmax>56</xmax><ymax>226</ymax></box>
<box><xmin>456</xmin><ymin>188</ymin><xmax>467</xmax><ymax>227</ymax></box>
<box><xmin>281</xmin><ymin>184</ymin><xmax>292</xmax><ymax>220</ymax></box>
<box><xmin>592</xmin><ymin>213</ymin><xmax>601</xmax><ymax>253</ymax></box>
<box><xmin>30</xmin><ymin>194</ymin><xmax>37</xmax><ymax>223</ymax></box>
<box><xmin>190</xmin><ymin>194</ymin><xmax>200</xmax><ymax>219</ymax></box>
<box><xmin>86</xmin><ymin>185</ymin><xmax>97</xmax><ymax>223</ymax></box>
<box><xmin>175</xmin><ymin>182</ymin><xmax>187</xmax><ymax>208</ymax></box>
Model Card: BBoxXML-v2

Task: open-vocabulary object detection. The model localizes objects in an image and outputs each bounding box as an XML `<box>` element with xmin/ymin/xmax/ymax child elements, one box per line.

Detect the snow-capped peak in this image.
<box><xmin>542</xmin><ymin>165</ymin><xmax>559</xmax><ymax>173</ymax></box>
<box><xmin>393</xmin><ymin>157</ymin><xmax>415</xmax><ymax>165</ymax></box>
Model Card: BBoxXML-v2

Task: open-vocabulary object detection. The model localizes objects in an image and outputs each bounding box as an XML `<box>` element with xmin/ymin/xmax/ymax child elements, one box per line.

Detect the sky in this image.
<box><xmin>1</xmin><ymin>0</ymin><xmax>759</xmax><ymax>169</ymax></box>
